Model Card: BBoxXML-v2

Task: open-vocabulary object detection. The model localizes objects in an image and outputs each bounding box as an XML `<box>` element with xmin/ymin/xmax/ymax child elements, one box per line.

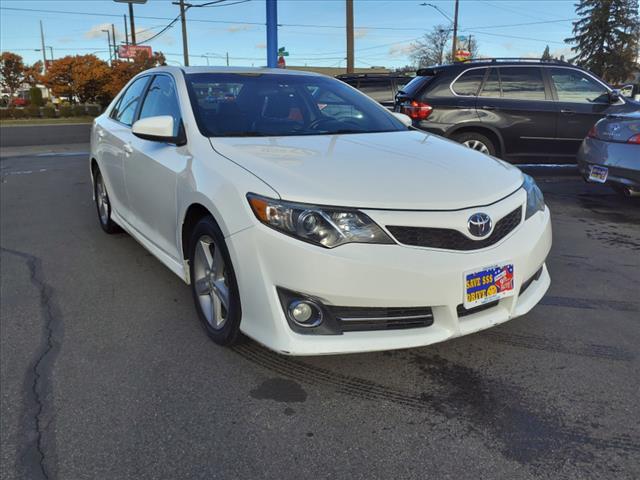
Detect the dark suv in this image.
<box><xmin>394</xmin><ymin>58</ymin><xmax>640</xmax><ymax>163</ymax></box>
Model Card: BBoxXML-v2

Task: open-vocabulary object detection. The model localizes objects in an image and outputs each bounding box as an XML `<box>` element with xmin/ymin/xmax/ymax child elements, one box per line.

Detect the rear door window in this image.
<box><xmin>397</xmin><ymin>75</ymin><xmax>432</xmax><ymax>97</ymax></box>
<box><xmin>499</xmin><ymin>67</ymin><xmax>546</xmax><ymax>100</ymax></box>
<box><xmin>452</xmin><ymin>68</ymin><xmax>486</xmax><ymax>96</ymax></box>
<box><xmin>479</xmin><ymin>68</ymin><xmax>500</xmax><ymax>97</ymax></box>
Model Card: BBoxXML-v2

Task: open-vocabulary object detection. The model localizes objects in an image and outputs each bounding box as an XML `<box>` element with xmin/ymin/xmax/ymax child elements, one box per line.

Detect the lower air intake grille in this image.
<box><xmin>326</xmin><ymin>306</ymin><xmax>434</xmax><ymax>332</ymax></box>
<box><xmin>387</xmin><ymin>207</ymin><xmax>523</xmax><ymax>251</ymax></box>
<box><xmin>457</xmin><ymin>300</ymin><xmax>500</xmax><ymax>318</ymax></box>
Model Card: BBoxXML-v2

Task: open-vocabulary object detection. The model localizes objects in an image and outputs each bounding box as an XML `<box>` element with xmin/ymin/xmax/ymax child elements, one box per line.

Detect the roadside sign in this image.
<box><xmin>118</xmin><ymin>45</ymin><xmax>152</xmax><ymax>59</ymax></box>
<box><xmin>455</xmin><ymin>49</ymin><xmax>471</xmax><ymax>62</ymax></box>
<box><xmin>278</xmin><ymin>47</ymin><xmax>289</xmax><ymax>57</ymax></box>
<box><xmin>277</xmin><ymin>56</ymin><xmax>286</xmax><ymax>68</ymax></box>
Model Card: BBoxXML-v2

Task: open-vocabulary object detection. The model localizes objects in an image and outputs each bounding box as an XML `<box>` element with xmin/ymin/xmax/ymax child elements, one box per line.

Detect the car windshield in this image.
<box><xmin>185</xmin><ymin>72</ymin><xmax>406</xmax><ymax>137</ymax></box>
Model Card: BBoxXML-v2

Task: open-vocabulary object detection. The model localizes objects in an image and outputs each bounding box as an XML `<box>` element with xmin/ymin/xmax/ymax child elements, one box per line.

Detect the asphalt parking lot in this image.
<box><xmin>1</xmin><ymin>136</ymin><xmax>639</xmax><ymax>479</ymax></box>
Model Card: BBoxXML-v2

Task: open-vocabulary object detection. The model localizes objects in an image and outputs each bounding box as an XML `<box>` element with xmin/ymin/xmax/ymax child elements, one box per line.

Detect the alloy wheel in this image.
<box><xmin>463</xmin><ymin>139</ymin><xmax>490</xmax><ymax>154</ymax></box>
<box><xmin>193</xmin><ymin>235</ymin><xmax>230</xmax><ymax>330</ymax></box>
<box><xmin>96</xmin><ymin>175</ymin><xmax>110</xmax><ymax>225</ymax></box>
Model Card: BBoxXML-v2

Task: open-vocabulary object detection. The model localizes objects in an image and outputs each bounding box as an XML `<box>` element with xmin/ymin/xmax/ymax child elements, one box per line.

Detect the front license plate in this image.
<box><xmin>588</xmin><ymin>165</ymin><xmax>608</xmax><ymax>183</ymax></box>
<box><xmin>464</xmin><ymin>264</ymin><xmax>515</xmax><ymax>309</ymax></box>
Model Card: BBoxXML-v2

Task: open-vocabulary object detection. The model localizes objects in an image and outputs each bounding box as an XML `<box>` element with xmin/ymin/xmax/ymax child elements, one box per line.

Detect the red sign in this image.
<box><xmin>455</xmin><ymin>49</ymin><xmax>471</xmax><ymax>61</ymax></box>
<box><xmin>118</xmin><ymin>45</ymin><xmax>152</xmax><ymax>59</ymax></box>
<box><xmin>277</xmin><ymin>55</ymin><xmax>286</xmax><ymax>68</ymax></box>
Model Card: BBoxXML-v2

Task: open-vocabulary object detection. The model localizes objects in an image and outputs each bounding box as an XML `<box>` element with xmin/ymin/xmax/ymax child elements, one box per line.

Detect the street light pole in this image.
<box><xmin>39</xmin><ymin>20</ymin><xmax>47</xmax><ymax>74</ymax></box>
<box><xmin>111</xmin><ymin>23</ymin><xmax>117</xmax><ymax>60</ymax></box>
<box><xmin>102</xmin><ymin>29</ymin><xmax>112</xmax><ymax>65</ymax></box>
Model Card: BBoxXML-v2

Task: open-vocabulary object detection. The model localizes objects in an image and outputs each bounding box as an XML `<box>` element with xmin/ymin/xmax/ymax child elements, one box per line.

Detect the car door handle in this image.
<box><xmin>480</xmin><ymin>105</ymin><xmax>496</xmax><ymax>110</ymax></box>
<box><xmin>560</xmin><ymin>109</ymin><xmax>575</xmax><ymax>115</ymax></box>
<box><xmin>123</xmin><ymin>144</ymin><xmax>134</xmax><ymax>155</ymax></box>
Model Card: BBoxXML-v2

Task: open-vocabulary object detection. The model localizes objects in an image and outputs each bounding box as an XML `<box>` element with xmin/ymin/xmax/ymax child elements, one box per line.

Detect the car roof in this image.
<box><xmin>416</xmin><ymin>58</ymin><xmax>579</xmax><ymax>76</ymax></box>
<box><xmin>148</xmin><ymin>65</ymin><xmax>326</xmax><ymax>77</ymax></box>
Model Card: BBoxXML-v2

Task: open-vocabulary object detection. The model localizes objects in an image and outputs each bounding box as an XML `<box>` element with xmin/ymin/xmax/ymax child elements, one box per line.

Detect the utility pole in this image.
<box><xmin>226</xmin><ymin>52</ymin><xmax>229</xmax><ymax>66</ymax></box>
<box><xmin>39</xmin><ymin>20</ymin><xmax>47</xmax><ymax>74</ymax></box>
<box><xmin>451</xmin><ymin>0</ymin><xmax>459</xmax><ymax>61</ymax></box>
<box><xmin>129</xmin><ymin>2</ymin><xmax>136</xmax><ymax>45</ymax></box>
<box><xmin>111</xmin><ymin>23</ymin><xmax>117</xmax><ymax>59</ymax></box>
<box><xmin>346</xmin><ymin>0</ymin><xmax>354</xmax><ymax>73</ymax></box>
<box><xmin>124</xmin><ymin>14</ymin><xmax>129</xmax><ymax>45</ymax></box>
<box><xmin>179</xmin><ymin>0</ymin><xmax>189</xmax><ymax>66</ymax></box>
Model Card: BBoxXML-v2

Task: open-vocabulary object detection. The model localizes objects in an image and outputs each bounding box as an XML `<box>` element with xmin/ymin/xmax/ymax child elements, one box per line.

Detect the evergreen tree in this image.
<box><xmin>541</xmin><ymin>45</ymin><xmax>552</xmax><ymax>61</ymax></box>
<box><xmin>565</xmin><ymin>0</ymin><xmax>640</xmax><ymax>84</ymax></box>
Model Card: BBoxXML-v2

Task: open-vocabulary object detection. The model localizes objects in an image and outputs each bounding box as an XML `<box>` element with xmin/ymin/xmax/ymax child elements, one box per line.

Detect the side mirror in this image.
<box><xmin>132</xmin><ymin>115</ymin><xmax>186</xmax><ymax>145</ymax></box>
<box><xmin>391</xmin><ymin>111</ymin><xmax>413</xmax><ymax>128</ymax></box>
<box><xmin>608</xmin><ymin>90</ymin><xmax>621</xmax><ymax>104</ymax></box>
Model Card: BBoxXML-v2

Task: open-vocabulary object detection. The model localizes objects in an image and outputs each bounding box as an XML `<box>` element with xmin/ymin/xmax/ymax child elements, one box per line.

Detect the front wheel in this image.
<box><xmin>453</xmin><ymin>132</ymin><xmax>497</xmax><ymax>156</ymax></box>
<box><xmin>189</xmin><ymin>216</ymin><xmax>242</xmax><ymax>346</ymax></box>
<box><xmin>94</xmin><ymin>170</ymin><xmax>121</xmax><ymax>234</ymax></box>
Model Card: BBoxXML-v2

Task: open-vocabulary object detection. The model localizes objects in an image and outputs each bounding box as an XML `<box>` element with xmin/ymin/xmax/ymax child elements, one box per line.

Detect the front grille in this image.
<box><xmin>386</xmin><ymin>207</ymin><xmax>523</xmax><ymax>251</ymax></box>
<box><xmin>457</xmin><ymin>300</ymin><xmax>500</xmax><ymax>318</ymax></box>
<box><xmin>326</xmin><ymin>306</ymin><xmax>434</xmax><ymax>332</ymax></box>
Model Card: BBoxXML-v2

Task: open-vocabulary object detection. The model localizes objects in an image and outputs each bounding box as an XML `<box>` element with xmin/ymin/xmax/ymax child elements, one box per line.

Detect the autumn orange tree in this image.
<box><xmin>23</xmin><ymin>61</ymin><xmax>43</xmax><ymax>87</ymax></box>
<box><xmin>0</xmin><ymin>51</ymin><xmax>25</xmax><ymax>105</ymax></box>
<box><xmin>43</xmin><ymin>55</ymin><xmax>111</xmax><ymax>104</ymax></box>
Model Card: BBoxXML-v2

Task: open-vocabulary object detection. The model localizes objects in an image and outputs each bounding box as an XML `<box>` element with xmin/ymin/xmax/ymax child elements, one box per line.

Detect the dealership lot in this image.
<box><xmin>1</xmin><ymin>137</ymin><xmax>639</xmax><ymax>479</ymax></box>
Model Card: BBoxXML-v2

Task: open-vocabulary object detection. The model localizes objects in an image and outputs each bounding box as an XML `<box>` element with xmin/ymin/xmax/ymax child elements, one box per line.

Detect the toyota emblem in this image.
<box><xmin>468</xmin><ymin>213</ymin><xmax>492</xmax><ymax>237</ymax></box>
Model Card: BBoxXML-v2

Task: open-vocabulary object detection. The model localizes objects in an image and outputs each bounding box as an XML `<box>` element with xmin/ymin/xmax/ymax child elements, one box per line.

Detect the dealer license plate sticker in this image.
<box><xmin>464</xmin><ymin>264</ymin><xmax>515</xmax><ymax>309</ymax></box>
<box><xmin>588</xmin><ymin>165</ymin><xmax>608</xmax><ymax>183</ymax></box>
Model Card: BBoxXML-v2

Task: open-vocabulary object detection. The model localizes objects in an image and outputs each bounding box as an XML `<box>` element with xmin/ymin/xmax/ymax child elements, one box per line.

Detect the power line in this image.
<box><xmin>0</xmin><ymin>5</ymin><xmax>572</xmax><ymax>33</ymax></box>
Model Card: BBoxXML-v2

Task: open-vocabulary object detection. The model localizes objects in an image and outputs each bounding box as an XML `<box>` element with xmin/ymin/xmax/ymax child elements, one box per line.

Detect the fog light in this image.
<box><xmin>288</xmin><ymin>300</ymin><xmax>323</xmax><ymax>327</ymax></box>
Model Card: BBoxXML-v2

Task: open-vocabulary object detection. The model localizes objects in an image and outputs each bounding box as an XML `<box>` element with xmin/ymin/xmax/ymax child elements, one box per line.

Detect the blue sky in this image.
<box><xmin>0</xmin><ymin>0</ymin><xmax>580</xmax><ymax>68</ymax></box>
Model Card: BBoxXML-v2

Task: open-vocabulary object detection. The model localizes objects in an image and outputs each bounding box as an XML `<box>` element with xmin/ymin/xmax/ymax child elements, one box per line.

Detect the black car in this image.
<box><xmin>337</xmin><ymin>73</ymin><xmax>413</xmax><ymax>109</ymax></box>
<box><xmin>394</xmin><ymin>58</ymin><xmax>640</xmax><ymax>163</ymax></box>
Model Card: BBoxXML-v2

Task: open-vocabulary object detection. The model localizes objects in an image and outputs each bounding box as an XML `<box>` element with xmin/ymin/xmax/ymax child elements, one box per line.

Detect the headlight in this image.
<box><xmin>522</xmin><ymin>174</ymin><xmax>545</xmax><ymax>220</ymax></box>
<box><xmin>247</xmin><ymin>193</ymin><xmax>394</xmax><ymax>248</ymax></box>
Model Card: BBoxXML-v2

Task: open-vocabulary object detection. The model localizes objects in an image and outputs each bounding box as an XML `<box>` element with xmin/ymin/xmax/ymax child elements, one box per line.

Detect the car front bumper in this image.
<box><xmin>577</xmin><ymin>137</ymin><xmax>640</xmax><ymax>190</ymax></box>
<box><xmin>226</xmin><ymin>198</ymin><xmax>552</xmax><ymax>356</ymax></box>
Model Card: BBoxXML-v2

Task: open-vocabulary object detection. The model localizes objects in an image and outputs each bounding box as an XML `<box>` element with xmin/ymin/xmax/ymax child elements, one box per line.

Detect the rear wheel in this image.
<box><xmin>189</xmin><ymin>216</ymin><xmax>242</xmax><ymax>346</ymax></box>
<box><xmin>94</xmin><ymin>170</ymin><xmax>120</xmax><ymax>234</ymax></box>
<box><xmin>453</xmin><ymin>132</ymin><xmax>496</xmax><ymax>156</ymax></box>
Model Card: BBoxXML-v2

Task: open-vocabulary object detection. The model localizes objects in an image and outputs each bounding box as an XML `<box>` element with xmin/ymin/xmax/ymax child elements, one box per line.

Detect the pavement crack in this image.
<box><xmin>2</xmin><ymin>247</ymin><xmax>62</xmax><ymax>480</ymax></box>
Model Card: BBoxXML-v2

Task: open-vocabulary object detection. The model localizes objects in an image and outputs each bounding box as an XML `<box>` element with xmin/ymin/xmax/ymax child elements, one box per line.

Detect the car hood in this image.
<box><xmin>209</xmin><ymin>130</ymin><xmax>523</xmax><ymax>210</ymax></box>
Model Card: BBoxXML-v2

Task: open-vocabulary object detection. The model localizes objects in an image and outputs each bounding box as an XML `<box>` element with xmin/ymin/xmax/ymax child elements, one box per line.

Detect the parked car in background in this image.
<box><xmin>337</xmin><ymin>73</ymin><xmax>413</xmax><ymax>109</ymax></box>
<box><xmin>90</xmin><ymin>66</ymin><xmax>551</xmax><ymax>355</ymax></box>
<box><xmin>577</xmin><ymin>111</ymin><xmax>640</xmax><ymax>197</ymax></box>
<box><xmin>394</xmin><ymin>58</ymin><xmax>640</xmax><ymax>163</ymax></box>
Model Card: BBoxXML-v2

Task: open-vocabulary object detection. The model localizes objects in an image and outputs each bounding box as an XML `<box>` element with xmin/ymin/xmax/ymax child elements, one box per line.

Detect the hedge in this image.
<box><xmin>42</xmin><ymin>106</ymin><xmax>56</xmax><ymax>118</ymax></box>
<box><xmin>59</xmin><ymin>106</ymin><xmax>73</xmax><ymax>117</ymax></box>
<box><xmin>25</xmin><ymin>105</ymin><xmax>41</xmax><ymax>118</ymax></box>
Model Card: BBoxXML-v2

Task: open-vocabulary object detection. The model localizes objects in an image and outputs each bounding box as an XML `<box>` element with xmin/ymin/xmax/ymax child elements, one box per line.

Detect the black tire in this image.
<box><xmin>452</xmin><ymin>132</ymin><xmax>497</xmax><ymax>156</ymax></box>
<box><xmin>93</xmin><ymin>170</ymin><xmax>121</xmax><ymax>234</ymax></box>
<box><xmin>188</xmin><ymin>216</ymin><xmax>242</xmax><ymax>346</ymax></box>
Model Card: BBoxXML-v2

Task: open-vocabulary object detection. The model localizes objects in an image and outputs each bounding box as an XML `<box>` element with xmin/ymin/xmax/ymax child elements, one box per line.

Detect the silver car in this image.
<box><xmin>577</xmin><ymin>111</ymin><xmax>640</xmax><ymax>197</ymax></box>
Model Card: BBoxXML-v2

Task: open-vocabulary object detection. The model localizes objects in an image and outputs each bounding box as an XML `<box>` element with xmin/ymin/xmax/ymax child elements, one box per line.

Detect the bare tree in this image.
<box><xmin>411</xmin><ymin>25</ymin><xmax>451</xmax><ymax>67</ymax></box>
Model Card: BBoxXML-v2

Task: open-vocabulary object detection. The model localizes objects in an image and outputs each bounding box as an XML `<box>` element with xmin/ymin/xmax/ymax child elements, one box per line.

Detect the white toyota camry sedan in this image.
<box><xmin>90</xmin><ymin>66</ymin><xmax>552</xmax><ymax>355</ymax></box>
